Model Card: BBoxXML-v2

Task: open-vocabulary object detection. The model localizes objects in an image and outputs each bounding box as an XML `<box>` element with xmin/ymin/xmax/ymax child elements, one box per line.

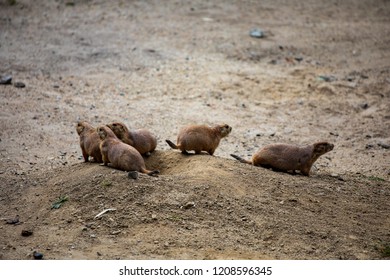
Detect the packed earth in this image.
<box><xmin>0</xmin><ymin>0</ymin><xmax>389</xmax><ymax>260</ymax></box>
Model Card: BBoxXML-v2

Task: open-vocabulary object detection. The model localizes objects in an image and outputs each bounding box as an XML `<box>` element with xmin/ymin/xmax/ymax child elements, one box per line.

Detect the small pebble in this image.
<box><xmin>249</xmin><ymin>28</ymin><xmax>264</xmax><ymax>38</ymax></box>
<box><xmin>318</xmin><ymin>75</ymin><xmax>336</xmax><ymax>82</ymax></box>
<box><xmin>378</xmin><ymin>142</ymin><xmax>390</xmax><ymax>149</ymax></box>
<box><xmin>294</xmin><ymin>56</ymin><xmax>303</xmax><ymax>62</ymax></box>
<box><xmin>128</xmin><ymin>171</ymin><xmax>138</xmax><ymax>179</ymax></box>
<box><xmin>33</xmin><ymin>251</ymin><xmax>43</xmax><ymax>260</ymax></box>
<box><xmin>0</xmin><ymin>75</ymin><xmax>12</xmax><ymax>85</ymax></box>
<box><xmin>183</xmin><ymin>202</ymin><xmax>195</xmax><ymax>209</ymax></box>
<box><xmin>21</xmin><ymin>230</ymin><xmax>33</xmax><ymax>237</ymax></box>
<box><xmin>14</xmin><ymin>81</ymin><xmax>26</xmax><ymax>88</ymax></box>
<box><xmin>6</xmin><ymin>215</ymin><xmax>20</xmax><ymax>225</ymax></box>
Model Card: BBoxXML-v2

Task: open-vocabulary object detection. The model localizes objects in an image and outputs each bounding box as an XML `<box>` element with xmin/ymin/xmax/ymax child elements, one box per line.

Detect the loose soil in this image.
<box><xmin>0</xmin><ymin>0</ymin><xmax>389</xmax><ymax>260</ymax></box>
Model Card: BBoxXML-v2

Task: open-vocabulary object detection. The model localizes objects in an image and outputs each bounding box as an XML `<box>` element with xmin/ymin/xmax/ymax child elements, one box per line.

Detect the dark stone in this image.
<box><xmin>33</xmin><ymin>251</ymin><xmax>43</xmax><ymax>260</ymax></box>
<box><xmin>14</xmin><ymin>81</ymin><xmax>26</xmax><ymax>88</ymax></box>
<box><xmin>21</xmin><ymin>230</ymin><xmax>33</xmax><ymax>237</ymax></box>
<box><xmin>128</xmin><ymin>171</ymin><xmax>138</xmax><ymax>179</ymax></box>
<box><xmin>378</xmin><ymin>142</ymin><xmax>390</xmax><ymax>149</ymax></box>
<box><xmin>6</xmin><ymin>215</ymin><xmax>20</xmax><ymax>225</ymax></box>
<box><xmin>0</xmin><ymin>75</ymin><xmax>12</xmax><ymax>85</ymax></box>
<box><xmin>294</xmin><ymin>56</ymin><xmax>303</xmax><ymax>62</ymax></box>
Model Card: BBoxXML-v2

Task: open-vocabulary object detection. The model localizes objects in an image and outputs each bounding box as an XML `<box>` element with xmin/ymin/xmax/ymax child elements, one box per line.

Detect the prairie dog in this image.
<box><xmin>166</xmin><ymin>124</ymin><xmax>232</xmax><ymax>155</ymax></box>
<box><xmin>106</xmin><ymin>122</ymin><xmax>157</xmax><ymax>156</ymax></box>
<box><xmin>97</xmin><ymin>125</ymin><xmax>159</xmax><ymax>176</ymax></box>
<box><xmin>231</xmin><ymin>142</ymin><xmax>334</xmax><ymax>176</ymax></box>
<box><xmin>76</xmin><ymin>121</ymin><xmax>102</xmax><ymax>163</ymax></box>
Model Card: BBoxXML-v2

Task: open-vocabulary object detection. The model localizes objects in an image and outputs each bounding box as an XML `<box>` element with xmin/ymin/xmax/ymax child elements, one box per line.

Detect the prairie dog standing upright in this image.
<box><xmin>76</xmin><ymin>121</ymin><xmax>102</xmax><ymax>163</ymax></box>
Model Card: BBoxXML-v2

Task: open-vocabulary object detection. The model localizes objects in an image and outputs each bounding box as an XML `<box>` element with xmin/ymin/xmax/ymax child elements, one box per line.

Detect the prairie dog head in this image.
<box><xmin>313</xmin><ymin>142</ymin><xmax>334</xmax><ymax>156</ymax></box>
<box><xmin>217</xmin><ymin>124</ymin><xmax>232</xmax><ymax>137</ymax></box>
<box><xmin>97</xmin><ymin>126</ymin><xmax>116</xmax><ymax>140</ymax></box>
<box><xmin>77</xmin><ymin>121</ymin><xmax>92</xmax><ymax>135</ymax></box>
<box><xmin>107</xmin><ymin>122</ymin><xmax>128</xmax><ymax>137</ymax></box>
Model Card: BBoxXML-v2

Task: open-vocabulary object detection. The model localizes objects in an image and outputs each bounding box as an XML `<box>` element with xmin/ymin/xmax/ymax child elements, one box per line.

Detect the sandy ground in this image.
<box><xmin>0</xmin><ymin>0</ymin><xmax>389</xmax><ymax>260</ymax></box>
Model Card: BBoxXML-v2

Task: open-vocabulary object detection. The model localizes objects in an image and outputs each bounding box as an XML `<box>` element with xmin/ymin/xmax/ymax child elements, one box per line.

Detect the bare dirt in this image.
<box><xmin>0</xmin><ymin>0</ymin><xmax>389</xmax><ymax>260</ymax></box>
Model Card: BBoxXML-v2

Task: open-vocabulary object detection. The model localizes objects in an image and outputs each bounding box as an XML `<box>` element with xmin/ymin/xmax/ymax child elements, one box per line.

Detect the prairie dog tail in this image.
<box><xmin>166</xmin><ymin>139</ymin><xmax>178</xmax><ymax>149</ymax></box>
<box><xmin>230</xmin><ymin>154</ymin><xmax>252</xmax><ymax>164</ymax></box>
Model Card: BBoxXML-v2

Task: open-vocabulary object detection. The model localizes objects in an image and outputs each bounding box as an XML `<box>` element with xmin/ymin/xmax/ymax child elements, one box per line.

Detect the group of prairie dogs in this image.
<box><xmin>77</xmin><ymin>121</ymin><xmax>334</xmax><ymax>177</ymax></box>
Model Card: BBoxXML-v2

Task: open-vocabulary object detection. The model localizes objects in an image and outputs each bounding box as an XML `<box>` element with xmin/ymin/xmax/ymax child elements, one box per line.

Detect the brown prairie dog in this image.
<box><xmin>97</xmin><ymin>125</ymin><xmax>159</xmax><ymax>176</ymax></box>
<box><xmin>231</xmin><ymin>142</ymin><xmax>334</xmax><ymax>176</ymax></box>
<box><xmin>76</xmin><ymin>121</ymin><xmax>103</xmax><ymax>163</ymax></box>
<box><xmin>106</xmin><ymin>122</ymin><xmax>157</xmax><ymax>156</ymax></box>
<box><xmin>166</xmin><ymin>124</ymin><xmax>232</xmax><ymax>155</ymax></box>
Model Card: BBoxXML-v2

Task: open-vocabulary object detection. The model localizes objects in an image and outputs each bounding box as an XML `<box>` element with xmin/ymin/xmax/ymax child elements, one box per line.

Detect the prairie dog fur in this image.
<box><xmin>97</xmin><ymin>125</ymin><xmax>159</xmax><ymax>176</ymax></box>
<box><xmin>166</xmin><ymin>124</ymin><xmax>232</xmax><ymax>155</ymax></box>
<box><xmin>231</xmin><ymin>142</ymin><xmax>334</xmax><ymax>176</ymax></box>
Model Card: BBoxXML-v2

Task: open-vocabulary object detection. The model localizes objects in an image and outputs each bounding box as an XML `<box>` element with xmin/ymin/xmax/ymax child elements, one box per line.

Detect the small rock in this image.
<box><xmin>128</xmin><ymin>171</ymin><xmax>138</xmax><ymax>179</ymax></box>
<box><xmin>151</xmin><ymin>214</ymin><xmax>157</xmax><ymax>220</ymax></box>
<box><xmin>359</xmin><ymin>103</ymin><xmax>369</xmax><ymax>109</ymax></box>
<box><xmin>294</xmin><ymin>56</ymin><xmax>303</xmax><ymax>62</ymax></box>
<box><xmin>330</xmin><ymin>131</ymin><xmax>339</xmax><ymax>136</ymax></box>
<box><xmin>183</xmin><ymin>201</ymin><xmax>195</xmax><ymax>209</ymax></box>
<box><xmin>0</xmin><ymin>75</ymin><xmax>12</xmax><ymax>85</ymax></box>
<box><xmin>33</xmin><ymin>251</ymin><xmax>43</xmax><ymax>260</ymax></box>
<box><xmin>249</xmin><ymin>28</ymin><xmax>264</xmax><ymax>38</ymax></box>
<box><xmin>14</xmin><ymin>81</ymin><xmax>26</xmax><ymax>88</ymax></box>
<box><xmin>6</xmin><ymin>215</ymin><xmax>20</xmax><ymax>225</ymax></box>
<box><xmin>378</xmin><ymin>142</ymin><xmax>390</xmax><ymax>149</ymax></box>
<box><xmin>365</xmin><ymin>144</ymin><xmax>374</xmax><ymax>149</ymax></box>
<box><xmin>318</xmin><ymin>75</ymin><xmax>336</xmax><ymax>82</ymax></box>
<box><xmin>21</xmin><ymin>229</ymin><xmax>33</xmax><ymax>237</ymax></box>
<box><xmin>331</xmin><ymin>174</ymin><xmax>345</xmax><ymax>181</ymax></box>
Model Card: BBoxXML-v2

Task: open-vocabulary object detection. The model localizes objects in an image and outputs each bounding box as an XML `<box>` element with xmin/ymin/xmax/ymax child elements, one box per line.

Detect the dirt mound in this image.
<box><xmin>1</xmin><ymin>150</ymin><xmax>389</xmax><ymax>260</ymax></box>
